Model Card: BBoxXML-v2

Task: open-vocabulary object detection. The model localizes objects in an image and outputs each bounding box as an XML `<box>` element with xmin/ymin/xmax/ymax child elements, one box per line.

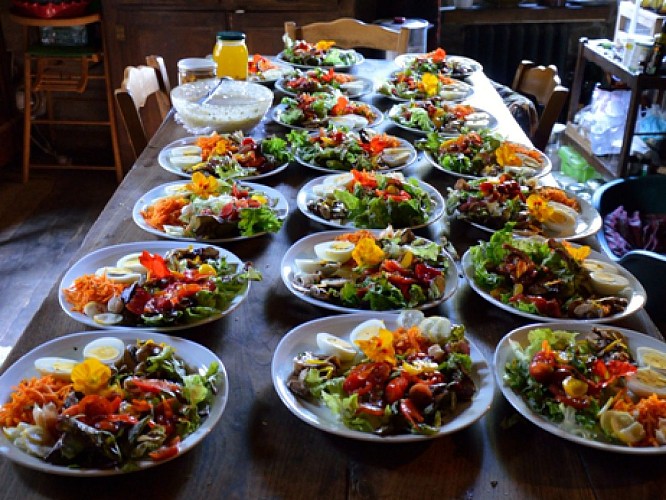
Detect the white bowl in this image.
<box><xmin>171</xmin><ymin>79</ymin><xmax>273</xmax><ymax>134</ymax></box>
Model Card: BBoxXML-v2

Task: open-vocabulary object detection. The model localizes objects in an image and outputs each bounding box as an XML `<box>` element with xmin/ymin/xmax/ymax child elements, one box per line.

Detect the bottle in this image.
<box><xmin>177</xmin><ymin>58</ymin><xmax>217</xmax><ymax>85</ymax></box>
<box><xmin>212</xmin><ymin>31</ymin><xmax>248</xmax><ymax>80</ymax></box>
<box><xmin>643</xmin><ymin>25</ymin><xmax>666</xmax><ymax>75</ymax></box>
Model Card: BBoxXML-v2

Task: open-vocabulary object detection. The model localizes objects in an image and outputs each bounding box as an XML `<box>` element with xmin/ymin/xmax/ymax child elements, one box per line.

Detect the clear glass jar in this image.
<box><xmin>177</xmin><ymin>58</ymin><xmax>217</xmax><ymax>85</ymax></box>
<box><xmin>212</xmin><ymin>31</ymin><xmax>248</xmax><ymax>80</ymax></box>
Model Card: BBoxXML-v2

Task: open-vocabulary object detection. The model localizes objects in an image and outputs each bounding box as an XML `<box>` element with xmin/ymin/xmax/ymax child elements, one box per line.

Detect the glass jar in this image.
<box><xmin>177</xmin><ymin>58</ymin><xmax>217</xmax><ymax>85</ymax></box>
<box><xmin>212</xmin><ymin>31</ymin><xmax>248</xmax><ymax>80</ymax></box>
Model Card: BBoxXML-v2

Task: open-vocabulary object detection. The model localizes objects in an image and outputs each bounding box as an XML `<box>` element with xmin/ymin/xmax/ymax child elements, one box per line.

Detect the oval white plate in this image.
<box><xmin>294</xmin><ymin>135</ymin><xmax>417</xmax><ymax>174</ymax></box>
<box><xmin>387</xmin><ymin>103</ymin><xmax>497</xmax><ymax>136</ymax></box>
<box><xmin>272</xmin><ymin>312</ymin><xmax>494</xmax><ymax>442</ymax></box>
<box><xmin>465</xmin><ymin>192</ymin><xmax>602</xmax><ymax>242</ymax></box>
<box><xmin>132</xmin><ymin>181</ymin><xmax>289</xmax><ymax>242</ymax></box>
<box><xmin>379</xmin><ymin>72</ymin><xmax>474</xmax><ymax>103</ymax></box>
<box><xmin>0</xmin><ymin>330</ymin><xmax>228</xmax><ymax>475</ymax></box>
<box><xmin>296</xmin><ymin>174</ymin><xmax>445</xmax><ymax>230</ymax></box>
<box><xmin>59</xmin><ymin>241</ymin><xmax>250</xmax><ymax>331</ymax></box>
<box><xmin>495</xmin><ymin>321</ymin><xmax>666</xmax><ymax>454</ymax></box>
<box><xmin>276</xmin><ymin>50</ymin><xmax>364</xmax><ymax>71</ymax></box>
<box><xmin>423</xmin><ymin>148</ymin><xmax>552</xmax><ymax>181</ymax></box>
<box><xmin>275</xmin><ymin>75</ymin><xmax>374</xmax><ymax>99</ymax></box>
<box><xmin>461</xmin><ymin>246</ymin><xmax>646</xmax><ymax>323</ymax></box>
<box><xmin>272</xmin><ymin>103</ymin><xmax>384</xmax><ymax>131</ymax></box>
<box><xmin>158</xmin><ymin>136</ymin><xmax>290</xmax><ymax>180</ymax></box>
<box><xmin>281</xmin><ymin>230</ymin><xmax>459</xmax><ymax>313</ymax></box>
<box><xmin>247</xmin><ymin>56</ymin><xmax>293</xmax><ymax>85</ymax></box>
<box><xmin>394</xmin><ymin>53</ymin><xmax>483</xmax><ymax>77</ymax></box>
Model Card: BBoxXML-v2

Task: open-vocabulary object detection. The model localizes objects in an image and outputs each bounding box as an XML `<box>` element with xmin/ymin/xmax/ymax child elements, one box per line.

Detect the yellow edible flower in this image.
<box><xmin>251</xmin><ymin>194</ymin><xmax>268</xmax><ymax>205</ymax></box>
<box><xmin>315</xmin><ymin>40</ymin><xmax>336</xmax><ymax>51</ymax></box>
<box><xmin>563</xmin><ymin>241</ymin><xmax>591</xmax><ymax>262</ymax></box>
<box><xmin>187</xmin><ymin>171</ymin><xmax>218</xmax><ymax>198</ymax></box>
<box><xmin>420</xmin><ymin>73</ymin><xmax>439</xmax><ymax>97</ymax></box>
<box><xmin>351</xmin><ymin>237</ymin><xmax>385</xmax><ymax>267</ymax></box>
<box><xmin>495</xmin><ymin>143</ymin><xmax>520</xmax><ymax>167</ymax></box>
<box><xmin>356</xmin><ymin>327</ymin><xmax>396</xmax><ymax>365</ymax></box>
<box><xmin>526</xmin><ymin>194</ymin><xmax>553</xmax><ymax>222</ymax></box>
<box><xmin>213</xmin><ymin>138</ymin><xmax>233</xmax><ymax>156</ymax></box>
<box><xmin>71</xmin><ymin>358</ymin><xmax>111</xmax><ymax>395</ymax></box>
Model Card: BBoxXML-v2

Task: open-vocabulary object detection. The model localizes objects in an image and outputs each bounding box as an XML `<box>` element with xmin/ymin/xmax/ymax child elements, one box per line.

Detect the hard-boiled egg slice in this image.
<box><xmin>92</xmin><ymin>313</ymin><xmax>124</xmax><ymax>326</ymax></box>
<box><xmin>95</xmin><ymin>266</ymin><xmax>142</xmax><ymax>284</ymax></box>
<box><xmin>34</xmin><ymin>357</ymin><xmax>78</xmax><ymax>380</ymax></box>
<box><xmin>313</xmin><ymin>240</ymin><xmax>355</xmax><ymax>263</ymax></box>
<box><xmin>397</xmin><ymin>309</ymin><xmax>425</xmax><ymax>328</ymax></box>
<box><xmin>582</xmin><ymin>258</ymin><xmax>618</xmax><ymax>275</ymax></box>
<box><xmin>589</xmin><ymin>270</ymin><xmax>629</xmax><ymax>295</ymax></box>
<box><xmin>328</xmin><ymin>114</ymin><xmax>369</xmax><ymax>130</ymax></box>
<box><xmin>83</xmin><ymin>337</ymin><xmax>125</xmax><ymax>365</ymax></box>
<box><xmin>418</xmin><ymin>316</ymin><xmax>452</xmax><ymax>345</ymax></box>
<box><xmin>316</xmin><ymin>332</ymin><xmax>357</xmax><ymax>362</ymax></box>
<box><xmin>637</xmin><ymin>346</ymin><xmax>666</xmax><ymax>373</ymax></box>
<box><xmin>542</xmin><ymin>201</ymin><xmax>578</xmax><ymax>235</ymax></box>
<box><xmin>294</xmin><ymin>258</ymin><xmax>328</xmax><ymax>274</ymax></box>
<box><xmin>627</xmin><ymin>367</ymin><xmax>666</xmax><ymax>398</ymax></box>
<box><xmin>170</xmin><ymin>145</ymin><xmax>202</xmax><ymax>157</ymax></box>
<box><xmin>116</xmin><ymin>253</ymin><xmax>148</xmax><ymax>273</ymax></box>
<box><xmin>348</xmin><ymin>318</ymin><xmax>386</xmax><ymax>348</ymax></box>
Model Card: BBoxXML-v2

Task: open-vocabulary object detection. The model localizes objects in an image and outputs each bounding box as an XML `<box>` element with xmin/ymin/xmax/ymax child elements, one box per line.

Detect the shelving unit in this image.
<box><xmin>614</xmin><ymin>1</ymin><xmax>665</xmax><ymax>42</ymax></box>
<box><xmin>565</xmin><ymin>37</ymin><xmax>666</xmax><ymax>178</ymax></box>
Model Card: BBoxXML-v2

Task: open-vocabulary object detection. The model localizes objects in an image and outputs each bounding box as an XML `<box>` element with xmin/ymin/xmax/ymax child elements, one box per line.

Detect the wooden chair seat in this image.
<box><xmin>284</xmin><ymin>18</ymin><xmax>410</xmax><ymax>54</ymax></box>
<box><xmin>511</xmin><ymin>60</ymin><xmax>569</xmax><ymax>151</ymax></box>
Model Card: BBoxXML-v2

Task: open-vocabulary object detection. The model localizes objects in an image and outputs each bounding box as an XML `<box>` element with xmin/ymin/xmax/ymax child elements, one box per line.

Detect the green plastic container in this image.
<box><xmin>557</xmin><ymin>146</ymin><xmax>599</xmax><ymax>182</ymax></box>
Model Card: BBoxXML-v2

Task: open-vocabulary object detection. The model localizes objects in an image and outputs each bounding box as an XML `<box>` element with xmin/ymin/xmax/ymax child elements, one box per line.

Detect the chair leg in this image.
<box><xmin>22</xmin><ymin>55</ymin><xmax>31</xmax><ymax>184</ymax></box>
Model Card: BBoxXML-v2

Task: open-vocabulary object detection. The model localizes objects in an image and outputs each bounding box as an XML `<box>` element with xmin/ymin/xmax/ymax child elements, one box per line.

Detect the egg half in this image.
<box><xmin>348</xmin><ymin>318</ymin><xmax>386</xmax><ymax>347</ymax></box>
<box><xmin>588</xmin><ymin>270</ymin><xmax>629</xmax><ymax>295</ymax></box>
<box><xmin>313</xmin><ymin>240</ymin><xmax>355</xmax><ymax>263</ymax></box>
<box><xmin>95</xmin><ymin>266</ymin><xmax>142</xmax><ymax>284</ymax></box>
<box><xmin>83</xmin><ymin>337</ymin><xmax>125</xmax><ymax>365</ymax></box>
<box><xmin>316</xmin><ymin>332</ymin><xmax>357</xmax><ymax>362</ymax></box>
<box><xmin>116</xmin><ymin>252</ymin><xmax>148</xmax><ymax>273</ymax></box>
<box><xmin>542</xmin><ymin>201</ymin><xmax>578</xmax><ymax>235</ymax></box>
<box><xmin>637</xmin><ymin>346</ymin><xmax>666</xmax><ymax>373</ymax></box>
<box><xmin>34</xmin><ymin>357</ymin><xmax>78</xmax><ymax>380</ymax></box>
<box><xmin>627</xmin><ymin>367</ymin><xmax>666</xmax><ymax>399</ymax></box>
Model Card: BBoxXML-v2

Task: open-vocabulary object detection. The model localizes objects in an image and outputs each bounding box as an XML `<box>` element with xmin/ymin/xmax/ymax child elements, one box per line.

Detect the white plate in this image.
<box><xmin>461</xmin><ymin>246</ymin><xmax>646</xmax><ymax>323</ymax></box>
<box><xmin>423</xmin><ymin>149</ymin><xmax>552</xmax><ymax>180</ymax></box>
<box><xmin>378</xmin><ymin>72</ymin><xmax>474</xmax><ymax>103</ymax></box>
<box><xmin>494</xmin><ymin>321</ymin><xmax>666</xmax><ymax>454</ymax></box>
<box><xmin>296</xmin><ymin>174</ymin><xmax>445</xmax><ymax>230</ymax></box>
<box><xmin>281</xmin><ymin>230</ymin><xmax>459</xmax><ymax>313</ymax></box>
<box><xmin>275</xmin><ymin>74</ymin><xmax>374</xmax><ymax>99</ymax></box>
<box><xmin>387</xmin><ymin>103</ymin><xmax>497</xmax><ymax>136</ymax></box>
<box><xmin>272</xmin><ymin>312</ymin><xmax>494</xmax><ymax>442</ymax></box>
<box><xmin>132</xmin><ymin>181</ymin><xmax>289</xmax><ymax>242</ymax></box>
<box><xmin>276</xmin><ymin>50</ymin><xmax>364</xmax><ymax>71</ymax></box>
<box><xmin>294</xmin><ymin>135</ymin><xmax>417</xmax><ymax>174</ymax></box>
<box><xmin>466</xmin><ymin>192</ymin><xmax>602</xmax><ymax>241</ymax></box>
<box><xmin>0</xmin><ymin>330</ymin><xmax>228</xmax><ymax>475</ymax></box>
<box><xmin>247</xmin><ymin>56</ymin><xmax>293</xmax><ymax>85</ymax></box>
<box><xmin>158</xmin><ymin>137</ymin><xmax>290</xmax><ymax>180</ymax></box>
<box><xmin>59</xmin><ymin>241</ymin><xmax>250</xmax><ymax>331</ymax></box>
<box><xmin>271</xmin><ymin>103</ymin><xmax>384</xmax><ymax>131</ymax></box>
<box><xmin>394</xmin><ymin>53</ymin><xmax>483</xmax><ymax>78</ymax></box>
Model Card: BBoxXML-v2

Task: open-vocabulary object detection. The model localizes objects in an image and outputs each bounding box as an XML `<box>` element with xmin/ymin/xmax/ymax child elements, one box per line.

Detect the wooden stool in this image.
<box><xmin>10</xmin><ymin>12</ymin><xmax>122</xmax><ymax>183</ymax></box>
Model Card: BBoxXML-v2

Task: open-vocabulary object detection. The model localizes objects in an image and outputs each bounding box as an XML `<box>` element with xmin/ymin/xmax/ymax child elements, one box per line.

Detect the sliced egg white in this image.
<box><xmin>418</xmin><ymin>316</ymin><xmax>452</xmax><ymax>345</ymax></box>
<box><xmin>589</xmin><ymin>270</ymin><xmax>629</xmax><ymax>295</ymax></box>
<box><xmin>34</xmin><ymin>357</ymin><xmax>78</xmax><ymax>380</ymax></box>
<box><xmin>348</xmin><ymin>318</ymin><xmax>386</xmax><ymax>348</ymax></box>
<box><xmin>170</xmin><ymin>145</ymin><xmax>202</xmax><ymax>157</ymax></box>
<box><xmin>294</xmin><ymin>258</ymin><xmax>328</xmax><ymax>274</ymax></box>
<box><xmin>637</xmin><ymin>346</ymin><xmax>666</xmax><ymax>373</ymax></box>
<box><xmin>171</xmin><ymin>155</ymin><xmax>203</xmax><ymax>168</ymax></box>
<box><xmin>316</xmin><ymin>332</ymin><xmax>357</xmax><ymax>362</ymax></box>
<box><xmin>313</xmin><ymin>240</ymin><xmax>355</xmax><ymax>263</ymax></box>
<box><xmin>95</xmin><ymin>266</ymin><xmax>142</xmax><ymax>284</ymax></box>
<box><xmin>116</xmin><ymin>253</ymin><xmax>148</xmax><ymax>273</ymax></box>
<box><xmin>328</xmin><ymin>114</ymin><xmax>369</xmax><ymax>130</ymax></box>
<box><xmin>582</xmin><ymin>258</ymin><xmax>619</xmax><ymax>275</ymax></box>
<box><xmin>627</xmin><ymin>367</ymin><xmax>666</xmax><ymax>398</ymax></box>
<box><xmin>83</xmin><ymin>337</ymin><xmax>125</xmax><ymax>365</ymax></box>
<box><xmin>93</xmin><ymin>313</ymin><xmax>124</xmax><ymax>326</ymax></box>
<box><xmin>397</xmin><ymin>309</ymin><xmax>425</xmax><ymax>328</ymax></box>
<box><xmin>542</xmin><ymin>201</ymin><xmax>578</xmax><ymax>235</ymax></box>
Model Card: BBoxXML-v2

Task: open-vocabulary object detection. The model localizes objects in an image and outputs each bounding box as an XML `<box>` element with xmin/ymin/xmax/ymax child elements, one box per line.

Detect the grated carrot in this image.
<box><xmin>0</xmin><ymin>376</ymin><xmax>73</xmax><ymax>427</ymax></box>
<box><xmin>62</xmin><ymin>273</ymin><xmax>127</xmax><ymax>312</ymax></box>
<box><xmin>613</xmin><ymin>392</ymin><xmax>666</xmax><ymax>447</ymax></box>
<box><xmin>140</xmin><ymin>196</ymin><xmax>188</xmax><ymax>230</ymax></box>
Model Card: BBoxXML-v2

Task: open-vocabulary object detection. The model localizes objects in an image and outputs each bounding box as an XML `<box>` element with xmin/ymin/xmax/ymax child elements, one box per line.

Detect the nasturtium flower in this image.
<box><xmin>421</xmin><ymin>73</ymin><xmax>439</xmax><ymax>97</ymax></box>
<box><xmin>351</xmin><ymin>237</ymin><xmax>385</xmax><ymax>267</ymax></box>
<box><xmin>187</xmin><ymin>172</ymin><xmax>218</xmax><ymax>198</ymax></box>
<box><xmin>356</xmin><ymin>327</ymin><xmax>396</xmax><ymax>365</ymax></box>
<box><xmin>563</xmin><ymin>241</ymin><xmax>591</xmax><ymax>262</ymax></box>
<box><xmin>495</xmin><ymin>143</ymin><xmax>520</xmax><ymax>167</ymax></box>
<box><xmin>526</xmin><ymin>194</ymin><xmax>553</xmax><ymax>222</ymax></box>
<box><xmin>315</xmin><ymin>40</ymin><xmax>336</xmax><ymax>51</ymax></box>
<box><xmin>71</xmin><ymin>358</ymin><xmax>112</xmax><ymax>395</ymax></box>
<box><xmin>428</xmin><ymin>48</ymin><xmax>447</xmax><ymax>63</ymax></box>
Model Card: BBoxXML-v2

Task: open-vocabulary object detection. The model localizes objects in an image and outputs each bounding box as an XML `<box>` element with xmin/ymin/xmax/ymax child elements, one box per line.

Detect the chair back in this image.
<box><xmin>284</xmin><ymin>18</ymin><xmax>410</xmax><ymax>54</ymax></box>
<box><xmin>145</xmin><ymin>54</ymin><xmax>172</xmax><ymax>120</ymax></box>
<box><xmin>114</xmin><ymin>60</ymin><xmax>170</xmax><ymax>159</ymax></box>
<box><xmin>511</xmin><ymin>60</ymin><xmax>569</xmax><ymax>151</ymax></box>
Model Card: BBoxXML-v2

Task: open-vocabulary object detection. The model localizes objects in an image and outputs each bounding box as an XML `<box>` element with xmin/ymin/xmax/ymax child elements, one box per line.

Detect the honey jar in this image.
<box><xmin>212</xmin><ymin>31</ymin><xmax>248</xmax><ymax>80</ymax></box>
<box><xmin>177</xmin><ymin>58</ymin><xmax>217</xmax><ymax>85</ymax></box>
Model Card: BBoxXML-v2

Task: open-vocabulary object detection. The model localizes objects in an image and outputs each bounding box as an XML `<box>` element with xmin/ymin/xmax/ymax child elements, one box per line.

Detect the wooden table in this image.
<box><xmin>1</xmin><ymin>60</ymin><xmax>664</xmax><ymax>499</ymax></box>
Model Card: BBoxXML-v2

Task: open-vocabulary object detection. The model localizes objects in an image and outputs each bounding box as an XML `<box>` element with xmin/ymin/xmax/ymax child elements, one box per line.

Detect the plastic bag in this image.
<box><xmin>574</xmin><ymin>86</ymin><xmax>631</xmax><ymax>156</ymax></box>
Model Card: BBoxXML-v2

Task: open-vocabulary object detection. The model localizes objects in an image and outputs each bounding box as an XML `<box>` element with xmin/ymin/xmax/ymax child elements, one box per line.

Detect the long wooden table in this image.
<box><xmin>1</xmin><ymin>59</ymin><xmax>665</xmax><ymax>499</ymax></box>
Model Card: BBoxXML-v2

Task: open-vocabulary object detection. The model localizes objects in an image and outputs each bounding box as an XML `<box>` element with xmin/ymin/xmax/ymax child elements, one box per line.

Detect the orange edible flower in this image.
<box><xmin>356</xmin><ymin>327</ymin><xmax>396</xmax><ymax>365</ymax></box>
<box><xmin>187</xmin><ymin>171</ymin><xmax>218</xmax><ymax>198</ymax></box>
<box><xmin>562</xmin><ymin>241</ymin><xmax>591</xmax><ymax>262</ymax></box>
<box><xmin>427</xmin><ymin>48</ymin><xmax>447</xmax><ymax>62</ymax></box>
<box><xmin>351</xmin><ymin>237</ymin><xmax>385</xmax><ymax>267</ymax></box>
<box><xmin>71</xmin><ymin>358</ymin><xmax>112</xmax><ymax>395</ymax></box>
<box><xmin>315</xmin><ymin>40</ymin><xmax>336</xmax><ymax>51</ymax></box>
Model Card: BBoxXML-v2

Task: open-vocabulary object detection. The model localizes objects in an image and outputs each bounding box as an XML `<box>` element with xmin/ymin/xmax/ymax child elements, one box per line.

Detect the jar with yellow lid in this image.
<box><xmin>212</xmin><ymin>31</ymin><xmax>248</xmax><ymax>80</ymax></box>
<box><xmin>177</xmin><ymin>58</ymin><xmax>217</xmax><ymax>85</ymax></box>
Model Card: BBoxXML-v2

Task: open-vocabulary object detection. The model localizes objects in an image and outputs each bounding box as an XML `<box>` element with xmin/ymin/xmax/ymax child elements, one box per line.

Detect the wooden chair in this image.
<box><xmin>114</xmin><ymin>56</ymin><xmax>171</xmax><ymax>160</ymax></box>
<box><xmin>511</xmin><ymin>60</ymin><xmax>569</xmax><ymax>152</ymax></box>
<box><xmin>284</xmin><ymin>18</ymin><xmax>410</xmax><ymax>54</ymax></box>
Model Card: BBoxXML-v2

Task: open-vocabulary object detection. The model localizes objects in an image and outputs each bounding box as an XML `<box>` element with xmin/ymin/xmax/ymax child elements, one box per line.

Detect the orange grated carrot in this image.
<box><xmin>140</xmin><ymin>196</ymin><xmax>188</xmax><ymax>230</ymax></box>
<box><xmin>0</xmin><ymin>376</ymin><xmax>73</xmax><ymax>428</ymax></box>
<box><xmin>62</xmin><ymin>273</ymin><xmax>127</xmax><ymax>312</ymax></box>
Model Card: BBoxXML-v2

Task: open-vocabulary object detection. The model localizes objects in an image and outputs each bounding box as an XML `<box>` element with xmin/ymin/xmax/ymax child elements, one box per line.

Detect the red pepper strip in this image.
<box><xmin>139</xmin><ymin>250</ymin><xmax>172</xmax><ymax>280</ymax></box>
<box><xmin>357</xmin><ymin>403</ymin><xmax>385</xmax><ymax>416</ymax></box>
<box><xmin>131</xmin><ymin>399</ymin><xmax>153</xmax><ymax>412</ymax></box>
<box><xmin>127</xmin><ymin>377</ymin><xmax>182</xmax><ymax>394</ymax></box>
<box><xmin>399</xmin><ymin>399</ymin><xmax>424</xmax><ymax>427</ymax></box>
<box><xmin>149</xmin><ymin>442</ymin><xmax>180</xmax><ymax>461</ymax></box>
